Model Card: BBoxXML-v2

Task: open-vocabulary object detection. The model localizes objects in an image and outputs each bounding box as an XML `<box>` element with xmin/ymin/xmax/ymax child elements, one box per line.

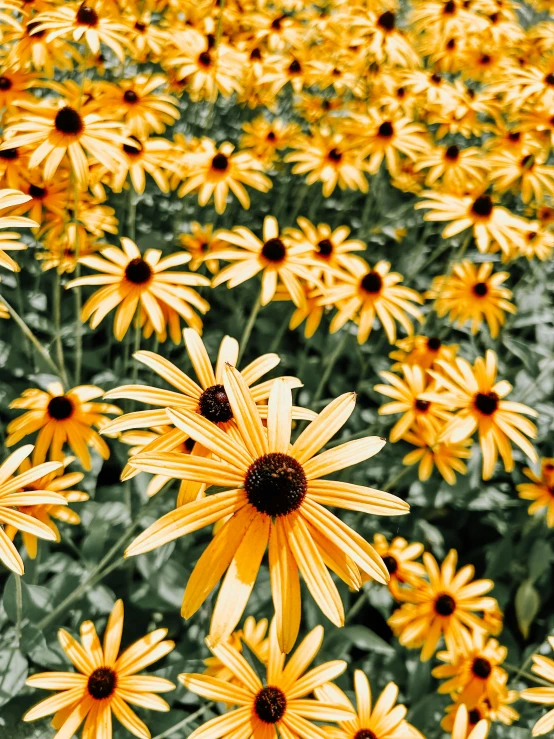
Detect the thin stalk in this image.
<box><xmin>127</xmin><ymin>186</ymin><xmax>137</xmax><ymax>242</ymax></box>
<box><xmin>311</xmin><ymin>330</ymin><xmax>349</xmax><ymax>406</ymax></box>
<box><xmin>237</xmin><ymin>287</ymin><xmax>262</xmax><ymax>364</ymax></box>
<box><xmin>53</xmin><ymin>270</ymin><xmax>70</xmax><ymax>388</ymax></box>
<box><xmin>15</xmin><ymin>575</ymin><xmax>23</xmax><ymax>645</ymax></box>
<box><xmin>151</xmin><ymin>703</ymin><xmax>215</xmax><ymax>739</ymax></box>
<box><xmin>15</xmin><ymin>273</ymin><xmax>33</xmax><ymax>367</ymax></box>
<box><xmin>504</xmin><ymin>662</ymin><xmax>552</xmax><ymax>687</ymax></box>
<box><xmin>0</xmin><ymin>294</ymin><xmax>62</xmax><ymax>377</ymax></box>
<box><xmin>345</xmin><ymin>584</ymin><xmax>371</xmax><ymax>622</ymax></box>
<box><xmin>383</xmin><ymin>465</ymin><xmax>412</xmax><ymax>492</ymax></box>
<box><xmin>269</xmin><ymin>307</ymin><xmax>292</xmax><ymax>353</ymax></box>
<box><xmin>132</xmin><ymin>316</ymin><xmax>141</xmax><ymax>385</ymax></box>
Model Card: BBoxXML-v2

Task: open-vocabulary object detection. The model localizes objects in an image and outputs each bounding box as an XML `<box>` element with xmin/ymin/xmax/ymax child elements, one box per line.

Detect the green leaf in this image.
<box><xmin>3</xmin><ymin>576</ymin><xmax>53</xmax><ymax>625</ymax></box>
<box><xmin>0</xmin><ymin>647</ymin><xmax>28</xmax><ymax>708</ymax></box>
<box><xmin>515</xmin><ymin>579</ymin><xmax>540</xmax><ymax>639</ymax></box>
<box><xmin>529</xmin><ymin>540</ymin><xmax>552</xmax><ymax>583</ymax></box>
<box><xmin>341</xmin><ymin>625</ymin><xmax>395</xmax><ymax>655</ymax></box>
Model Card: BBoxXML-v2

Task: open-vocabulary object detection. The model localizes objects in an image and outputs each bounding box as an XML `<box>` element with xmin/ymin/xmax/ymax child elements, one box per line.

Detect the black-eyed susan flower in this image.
<box><xmin>402</xmin><ymin>427</ymin><xmax>472</xmax><ymax>484</ymax></box>
<box><xmin>442</xmin><ymin>692</ymin><xmax>519</xmax><ymax>732</ymax></box>
<box><xmin>488</xmin><ymin>150</ymin><xmax>554</xmax><ymax>204</ymax></box>
<box><xmin>520</xmin><ymin>637</ymin><xmax>554</xmax><ymax>736</ymax></box>
<box><xmin>178</xmin><ymin>139</ymin><xmax>271</xmax><ymax>214</ymax></box>
<box><xmin>414</xmin><ymin>144</ymin><xmax>488</xmax><ymax>193</ymax></box>
<box><xmin>447</xmin><ymin>704</ymin><xmax>490</xmax><ymax>739</ymax></box>
<box><xmin>375</xmin><ymin>364</ymin><xmax>452</xmax><ymax>442</ymax></box>
<box><xmin>433</xmin><ymin>628</ymin><xmax>509</xmax><ymax>710</ymax></box>
<box><xmin>0</xmin><ymin>187</ymin><xmax>38</xmax><ymax>270</ymax></box>
<box><xmin>127</xmin><ymin>368</ymin><xmax>408</xmax><ymax>652</ymax></box>
<box><xmin>389</xmin><ymin>335</ymin><xmax>458</xmax><ymax>371</ymax></box>
<box><xmin>213</xmin><ymin>215</ymin><xmax>321</xmax><ymax>308</ymax></box>
<box><xmin>6</xmin><ymin>382</ymin><xmax>121</xmax><ymax>470</ymax></box>
<box><xmin>319</xmin><ymin>259</ymin><xmax>424</xmax><ymax>344</ymax></box>
<box><xmin>371</xmin><ymin>534</ymin><xmax>426</xmax><ymax>599</ymax></box>
<box><xmin>180</xmin><ymin>622</ymin><xmax>354</xmax><ymax>738</ymax></box>
<box><xmin>427</xmin><ymin>350</ymin><xmax>538</xmax><ymax>480</ymax></box>
<box><xmin>0</xmin><ymin>444</ymin><xmax>67</xmax><ymax>574</ymax></box>
<box><xmin>240</xmin><ymin>116</ymin><xmax>300</xmax><ymax>165</ymax></box>
<box><xmin>354</xmin><ymin>114</ymin><xmax>430</xmax><ymax>177</ymax></box>
<box><xmin>109</xmin><ymin>134</ymin><xmax>175</xmax><ymax>194</ymax></box>
<box><xmin>66</xmin><ymin>237</ymin><xmax>209</xmax><ymax>340</ymax></box>
<box><xmin>428</xmin><ymin>261</ymin><xmax>515</xmax><ymax>338</ymax></box>
<box><xmin>24</xmin><ymin>599</ymin><xmax>175</xmax><ymax>739</ymax></box>
<box><xmin>203</xmin><ymin>616</ymin><xmax>269</xmax><ymax>681</ymax></box>
<box><xmin>518</xmin><ymin>458</ymin><xmax>554</xmax><ymax>527</ymax></box>
<box><xmin>315</xmin><ymin>669</ymin><xmax>425</xmax><ymax>739</ymax></box>
<box><xmin>179</xmin><ymin>222</ymin><xmax>223</xmax><ymax>273</ymax></box>
<box><xmin>4</xmin><ymin>455</ymin><xmax>87</xmax><ymax>560</ymax></box>
<box><xmin>388</xmin><ymin>549</ymin><xmax>497</xmax><ymax>661</ymax></box>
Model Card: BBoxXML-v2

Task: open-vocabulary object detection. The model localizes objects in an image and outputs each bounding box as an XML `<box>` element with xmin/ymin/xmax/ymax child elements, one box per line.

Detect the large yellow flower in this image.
<box><xmin>0</xmin><ymin>188</ymin><xmax>38</xmax><ymax>271</ymax></box>
<box><xmin>24</xmin><ymin>599</ymin><xmax>175</xmax><ymax>739</ymax></box>
<box><xmin>370</xmin><ymin>533</ymin><xmax>426</xmax><ymax>600</ymax></box>
<box><xmin>127</xmin><ymin>367</ymin><xmax>408</xmax><ymax>653</ymax></box>
<box><xmin>520</xmin><ymin>637</ymin><xmax>554</xmax><ymax>736</ymax></box>
<box><xmin>66</xmin><ymin>237</ymin><xmax>210</xmax><ymax>340</ymax></box>
<box><xmin>181</xmin><ymin>623</ymin><xmax>354</xmax><ymax>739</ymax></box>
<box><xmin>518</xmin><ymin>458</ymin><xmax>554</xmax><ymax>526</ymax></box>
<box><xmin>6</xmin><ymin>382</ymin><xmax>121</xmax><ymax>470</ymax></box>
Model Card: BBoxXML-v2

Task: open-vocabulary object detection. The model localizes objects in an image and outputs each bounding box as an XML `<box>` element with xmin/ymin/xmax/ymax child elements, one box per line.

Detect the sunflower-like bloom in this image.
<box><xmin>0</xmin><ymin>101</ymin><xmax>130</xmax><ymax>189</ymax></box>
<box><xmin>127</xmin><ymin>367</ymin><xmax>408</xmax><ymax>653</ymax></box>
<box><xmin>179</xmin><ymin>222</ymin><xmax>223</xmax><ymax>272</ymax></box>
<box><xmin>433</xmin><ymin>628</ymin><xmax>509</xmax><ymax>710</ymax></box>
<box><xmin>427</xmin><ymin>350</ymin><xmax>538</xmax><ymax>480</ymax></box>
<box><xmin>388</xmin><ymin>549</ymin><xmax>497</xmax><ymax>661</ymax></box>
<box><xmin>178</xmin><ymin>139</ymin><xmax>272</xmax><ymax>214</ymax></box>
<box><xmin>389</xmin><ymin>335</ymin><xmax>458</xmax><ymax>372</ymax></box>
<box><xmin>4</xmin><ymin>455</ymin><xmax>87</xmax><ymax>560</ymax></box>
<box><xmin>31</xmin><ymin>3</ymin><xmax>130</xmax><ymax>61</ymax></box>
<box><xmin>108</xmin><ymin>134</ymin><xmax>175</xmax><ymax>194</ymax></box>
<box><xmin>319</xmin><ymin>259</ymin><xmax>424</xmax><ymax>344</ymax></box>
<box><xmin>370</xmin><ymin>534</ymin><xmax>426</xmax><ymax>599</ymax></box>
<box><xmin>415</xmin><ymin>192</ymin><xmax>531</xmax><ymax>257</ymax></box>
<box><xmin>413</xmin><ymin>144</ymin><xmax>488</xmax><ymax>194</ymax></box>
<box><xmin>487</xmin><ymin>150</ymin><xmax>554</xmax><ymax>204</ymax></box>
<box><xmin>180</xmin><ymin>623</ymin><xmax>354</xmax><ymax>738</ymax></box>
<box><xmin>203</xmin><ymin>616</ymin><xmax>269</xmax><ymax>680</ymax></box>
<box><xmin>213</xmin><ymin>215</ymin><xmax>321</xmax><ymax>309</ymax></box>
<box><xmin>240</xmin><ymin>116</ymin><xmax>301</xmax><ymax>166</ymax></box>
<box><xmin>66</xmin><ymin>237</ymin><xmax>209</xmax><ymax>340</ymax></box>
<box><xmin>315</xmin><ymin>670</ymin><xmax>425</xmax><ymax>739</ymax></box>
<box><xmin>518</xmin><ymin>458</ymin><xmax>554</xmax><ymax>526</ymax></box>
<box><xmin>0</xmin><ymin>188</ymin><xmax>38</xmax><ymax>270</ymax></box>
<box><xmin>354</xmin><ymin>114</ymin><xmax>430</xmax><ymax>177</ymax></box>
<box><xmin>375</xmin><ymin>364</ymin><xmax>452</xmax><ymax>443</ymax></box>
<box><xmin>520</xmin><ymin>637</ymin><xmax>554</xmax><ymax>736</ymax></box>
<box><xmin>428</xmin><ymin>261</ymin><xmax>515</xmax><ymax>338</ymax></box>
<box><xmin>285</xmin><ymin>128</ymin><xmax>369</xmax><ymax>196</ymax></box>
<box><xmin>402</xmin><ymin>427</ymin><xmax>472</xmax><ymax>485</ymax></box>
<box><xmin>6</xmin><ymin>382</ymin><xmax>121</xmax><ymax>470</ymax></box>
<box><xmin>442</xmin><ymin>691</ymin><xmax>519</xmax><ymax>732</ymax></box>
<box><xmin>0</xmin><ymin>445</ymin><xmax>68</xmax><ymax>574</ymax></box>
<box><xmin>448</xmin><ymin>704</ymin><xmax>490</xmax><ymax>739</ymax></box>
<box><xmin>23</xmin><ymin>600</ymin><xmax>175</xmax><ymax>739</ymax></box>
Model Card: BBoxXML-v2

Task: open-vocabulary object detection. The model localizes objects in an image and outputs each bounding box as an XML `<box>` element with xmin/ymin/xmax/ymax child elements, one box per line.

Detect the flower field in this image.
<box><xmin>1</xmin><ymin>0</ymin><xmax>554</xmax><ymax>738</ymax></box>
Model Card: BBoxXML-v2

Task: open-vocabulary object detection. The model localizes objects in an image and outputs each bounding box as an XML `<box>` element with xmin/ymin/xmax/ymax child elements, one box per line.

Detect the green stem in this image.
<box><xmin>383</xmin><ymin>465</ymin><xmax>411</xmax><ymax>492</ymax></box>
<box><xmin>345</xmin><ymin>584</ymin><xmax>371</xmax><ymax>622</ymax></box>
<box><xmin>15</xmin><ymin>575</ymin><xmax>23</xmax><ymax>645</ymax></box>
<box><xmin>311</xmin><ymin>330</ymin><xmax>349</xmax><ymax>406</ymax></box>
<box><xmin>504</xmin><ymin>662</ymin><xmax>552</xmax><ymax>687</ymax></box>
<box><xmin>269</xmin><ymin>307</ymin><xmax>292</xmax><ymax>354</ymax></box>
<box><xmin>237</xmin><ymin>287</ymin><xmax>262</xmax><ymax>364</ymax></box>
<box><xmin>127</xmin><ymin>186</ymin><xmax>137</xmax><ymax>242</ymax></box>
<box><xmin>151</xmin><ymin>703</ymin><xmax>214</xmax><ymax>739</ymax></box>
<box><xmin>53</xmin><ymin>270</ymin><xmax>70</xmax><ymax>388</ymax></box>
<box><xmin>0</xmin><ymin>294</ymin><xmax>62</xmax><ymax>377</ymax></box>
<box><xmin>15</xmin><ymin>273</ymin><xmax>33</xmax><ymax>368</ymax></box>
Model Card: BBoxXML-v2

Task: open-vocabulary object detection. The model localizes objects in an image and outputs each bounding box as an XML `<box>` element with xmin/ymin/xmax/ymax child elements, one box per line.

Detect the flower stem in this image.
<box><xmin>126</xmin><ymin>186</ymin><xmax>137</xmax><ymax>242</ymax></box>
<box><xmin>311</xmin><ymin>329</ymin><xmax>349</xmax><ymax>406</ymax></box>
<box><xmin>15</xmin><ymin>574</ymin><xmax>23</xmax><ymax>645</ymax></box>
<box><xmin>151</xmin><ymin>703</ymin><xmax>215</xmax><ymax>739</ymax></box>
<box><xmin>53</xmin><ymin>270</ymin><xmax>70</xmax><ymax>388</ymax></box>
<box><xmin>504</xmin><ymin>662</ymin><xmax>552</xmax><ymax>687</ymax></box>
<box><xmin>237</xmin><ymin>287</ymin><xmax>262</xmax><ymax>364</ymax></box>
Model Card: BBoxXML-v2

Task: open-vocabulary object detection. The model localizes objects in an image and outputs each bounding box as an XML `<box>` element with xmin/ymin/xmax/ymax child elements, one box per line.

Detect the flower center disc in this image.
<box><xmin>378</xmin><ymin>121</ymin><xmax>394</xmax><ymax>138</ymax></box>
<box><xmin>474</xmin><ymin>391</ymin><xmax>498</xmax><ymax>415</ymax></box>
<box><xmin>87</xmin><ymin>667</ymin><xmax>117</xmax><ymax>699</ymax></box>
<box><xmin>435</xmin><ymin>592</ymin><xmax>456</xmax><ymax>615</ymax></box>
<box><xmin>262</xmin><ymin>237</ymin><xmax>286</xmax><ymax>263</ymax></box>
<box><xmin>29</xmin><ymin>184</ymin><xmax>47</xmax><ymax>199</ymax></box>
<box><xmin>211</xmin><ymin>153</ymin><xmax>228</xmax><ymax>171</ymax></box>
<box><xmin>245</xmin><ymin>453</ymin><xmax>307</xmax><ymax>517</ymax></box>
<box><xmin>76</xmin><ymin>4</ymin><xmax>99</xmax><ymax>26</ymax></box>
<box><xmin>317</xmin><ymin>238</ymin><xmax>333</xmax><ymax>257</ymax></box>
<box><xmin>473</xmin><ymin>282</ymin><xmax>488</xmax><ymax>296</ymax></box>
<box><xmin>382</xmin><ymin>555</ymin><xmax>398</xmax><ymax>574</ymax></box>
<box><xmin>123</xmin><ymin>89</ymin><xmax>139</xmax><ymax>103</ymax></box>
<box><xmin>55</xmin><ymin>106</ymin><xmax>84</xmax><ymax>135</ymax></box>
<box><xmin>198</xmin><ymin>384</ymin><xmax>233</xmax><ymax>424</ymax></box>
<box><xmin>0</xmin><ymin>76</ymin><xmax>12</xmax><ymax>90</ymax></box>
<box><xmin>125</xmin><ymin>257</ymin><xmax>152</xmax><ymax>285</ymax></box>
<box><xmin>427</xmin><ymin>336</ymin><xmax>442</xmax><ymax>351</ymax></box>
<box><xmin>123</xmin><ymin>136</ymin><xmax>143</xmax><ymax>156</ymax></box>
<box><xmin>471</xmin><ymin>195</ymin><xmax>493</xmax><ymax>218</ymax></box>
<box><xmin>47</xmin><ymin>395</ymin><xmax>74</xmax><ymax>420</ymax></box>
<box><xmin>361</xmin><ymin>271</ymin><xmax>383</xmax><ymax>294</ymax></box>
<box><xmin>254</xmin><ymin>686</ymin><xmax>287</xmax><ymax>723</ymax></box>
<box><xmin>355</xmin><ymin>731</ymin><xmax>378</xmax><ymax>739</ymax></box>
<box><xmin>472</xmin><ymin>657</ymin><xmax>492</xmax><ymax>678</ymax></box>
<box><xmin>0</xmin><ymin>148</ymin><xmax>18</xmax><ymax>160</ymax></box>
<box><xmin>468</xmin><ymin>708</ymin><xmax>482</xmax><ymax>724</ymax></box>
<box><xmin>377</xmin><ymin>10</ymin><xmax>396</xmax><ymax>29</ymax></box>
<box><xmin>415</xmin><ymin>399</ymin><xmax>431</xmax><ymax>412</ymax></box>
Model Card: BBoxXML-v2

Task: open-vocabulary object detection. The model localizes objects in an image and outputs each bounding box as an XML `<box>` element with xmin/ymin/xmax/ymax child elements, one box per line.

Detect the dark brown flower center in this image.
<box><xmin>446</xmin><ymin>38</ymin><xmax>456</xmax><ymax>49</ymax></box>
<box><xmin>124</xmin><ymin>257</ymin><xmax>152</xmax><ymax>285</ymax></box>
<box><xmin>184</xmin><ymin>437</ymin><xmax>196</xmax><ymax>452</ymax></box>
<box><xmin>361</xmin><ymin>271</ymin><xmax>383</xmax><ymax>294</ymax></box>
<box><xmin>317</xmin><ymin>238</ymin><xmax>333</xmax><ymax>257</ymax></box>
<box><xmin>198</xmin><ymin>384</ymin><xmax>233</xmax><ymax>424</ymax></box>
<box><xmin>378</xmin><ymin>121</ymin><xmax>394</xmax><ymax>138</ymax></box>
<box><xmin>475</xmin><ymin>391</ymin><xmax>498</xmax><ymax>415</ymax></box>
<box><xmin>123</xmin><ymin>89</ymin><xmax>139</xmax><ymax>103</ymax></box>
<box><xmin>471</xmin><ymin>195</ymin><xmax>493</xmax><ymax>218</ymax></box>
<box><xmin>0</xmin><ymin>148</ymin><xmax>17</xmax><ymax>160</ymax></box>
<box><xmin>328</xmin><ymin>147</ymin><xmax>342</xmax><ymax>162</ymax></box>
<box><xmin>468</xmin><ymin>708</ymin><xmax>482</xmax><ymax>724</ymax></box>
<box><xmin>508</xmin><ymin>131</ymin><xmax>520</xmax><ymax>142</ymax></box>
<box><xmin>76</xmin><ymin>4</ymin><xmax>99</xmax><ymax>26</ymax></box>
<box><xmin>289</xmin><ymin>59</ymin><xmax>301</xmax><ymax>74</ymax></box>
<box><xmin>472</xmin><ymin>657</ymin><xmax>492</xmax><ymax>678</ymax></box>
<box><xmin>427</xmin><ymin>336</ymin><xmax>441</xmax><ymax>351</ymax></box>
<box><xmin>382</xmin><ymin>555</ymin><xmax>398</xmax><ymax>574</ymax></box>
<box><xmin>267</xmin><ymin>131</ymin><xmax>277</xmax><ymax>142</ymax></box>
<box><xmin>378</xmin><ymin>10</ymin><xmax>396</xmax><ymax>30</ymax></box>
<box><xmin>445</xmin><ymin>145</ymin><xmax>459</xmax><ymax>161</ymax></box>
<box><xmin>355</xmin><ymin>731</ymin><xmax>378</xmax><ymax>739</ymax></box>
<box><xmin>211</xmin><ymin>153</ymin><xmax>228</xmax><ymax>171</ymax></box>
<box><xmin>415</xmin><ymin>399</ymin><xmax>431</xmax><ymax>412</ymax></box>
<box><xmin>47</xmin><ymin>395</ymin><xmax>74</xmax><ymax>420</ymax></box>
<box><xmin>55</xmin><ymin>106</ymin><xmax>83</xmax><ymax>135</ymax></box>
<box><xmin>134</xmin><ymin>21</ymin><xmax>147</xmax><ymax>32</ymax></box>
<box><xmin>87</xmin><ymin>667</ymin><xmax>117</xmax><ymax>699</ymax></box>
<box><xmin>472</xmin><ymin>282</ymin><xmax>488</xmax><ymax>296</ymax></box>
<box><xmin>545</xmin><ymin>73</ymin><xmax>554</xmax><ymax>87</ymax></box>
<box><xmin>29</xmin><ymin>184</ymin><xmax>47</xmax><ymax>198</ymax></box>
<box><xmin>262</xmin><ymin>237</ymin><xmax>286</xmax><ymax>262</ymax></box>
<box><xmin>245</xmin><ymin>453</ymin><xmax>307</xmax><ymax>517</ymax></box>
<box><xmin>198</xmin><ymin>51</ymin><xmax>212</xmax><ymax>68</ymax></box>
<box><xmin>435</xmin><ymin>593</ymin><xmax>456</xmax><ymax>616</ymax></box>
<box><xmin>123</xmin><ymin>135</ymin><xmax>143</xmax><ymax>156</ymax></box>
<box><xmin>0</xmin><ymin>76</ymin><xmax>12</xmax><ymax>90</ymax></box>
<box><xmin>444</xmin><ymin>0</ymin><xmax>456</xmax><ymax>13</ymax></box>
<box><xmin>254</xmin><ymin>686</ymin><xmax>287</xmax><ymax>723</ymax></box>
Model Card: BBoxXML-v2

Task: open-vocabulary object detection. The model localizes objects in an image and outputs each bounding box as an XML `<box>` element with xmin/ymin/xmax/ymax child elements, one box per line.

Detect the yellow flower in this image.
<box><xmin>520</xmin><ymin>636</ymin><xmax>554</xmax><ymax>736</ymax></box>
<box><xmin>0</xmin><ymin>188</ymin><xmax>38</xmax><ymax>271</ymax></box>
<box><xmin>24</xmin><ymin>599</ymin><xmax>175</xmax><ymax>739</ymax></box>
<box><xmin>319</xmin><ymin>259</ymin><xmax>423</xmax><ymax>344</ymax></box>
<box><xmin>427</xmin><ymin>350</ymin><xmax>538</xmax><ymax>480</ymax></box>
<box><xmin>388</xmin><ymin>549</ymin><xmax>497</xmax><ymax>661</ymax></box>
<box><xmin>179</xmin><ymin>222</ymin><xmax>223</xmax><ymax>272</ymax></box>
<box><xmin>414</xmin><ymin>144</ymin><xmax>488</xmax><ymax>194</ymax></box>
<box><xmin>370</xmin><ymin>534</ymin><xmax>426</xmax><ymax>599</ymax></box>
<box><xmin>428</xmin><ymin>261</ymin><xmax>516</xmax><ymax>338</ymax></box>
<box><xmin>447</xmin><ymin>704</ymin><xmax>490</xmax><ymax>739</ymax></box>
<box><xmin>180</xmin><ymin>622</ymin><xmax>354</xmax><ymax>738</ymax></box>
<box><xmin>127</xmin><ymin>368</ymin><xmax>408</xmax><ymax>653</ymax></box>
<box><xmin>66</xmin><ymin>237</ymin><xmax>210</xmax><ymax>340</ymax></box>
<box><xmin>315</xmin><ymin>670</ymin><xmax>425</xmax><ymax>739</ymax></box>
<box><xmin>442</xmin><ymin>692</ymin><xmax>519</xmax><ymax>732</ymax></box>
<box><xmin>214</xmin><ymin>215</ymin><xmax>321</xmax><ymax>309</ymax></box>
<box><xmin>488</xmin><ymin>150</ymin><xmax>554</xmax><ymax>204</ymax></box>
<box><xmin>0</xmin><ymin>445</ymin><xmax>68</xmax><ymax>574</ymax></box>
<box><xmin>4</xmin><ymin>455</ymin><xmax>87</xmax><ymax>560</ymax></box>
<box><xmin>518</xmin><ymin>458</ymin><xmax>554</xmax><ymax>526</ymax></box>
<box><xmin>402</xmin><ymin>426</ymin><xmax>472</xmax><ymax>485</ymax></box>
<box><xmin>6</xmin><ymin>382</ymin><xmax>121</xmax><ymax>470</ymax></box>
<box><xmin>389</xmin><ymin>335</ymin><xmax>458</xmax><ymax>371</ymax></box>
<box><xmin>203</xmin><ymin>616</ymin><xmax>269</xmax><ymax>680</ymax></box>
